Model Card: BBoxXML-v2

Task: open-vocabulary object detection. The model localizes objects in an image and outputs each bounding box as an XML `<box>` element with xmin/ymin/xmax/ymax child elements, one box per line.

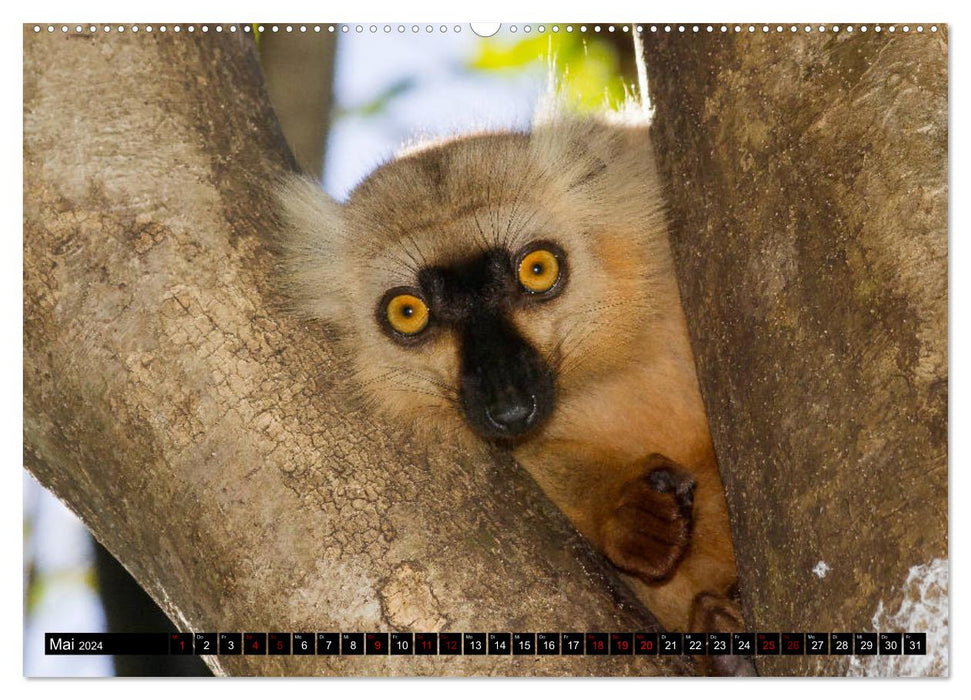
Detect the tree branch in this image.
<box><xmin>24</xmin><ymin>27</ymin><xmax>687</xmax><ymax>676</ymax></box>
<box><xmin>642</xmin><ymin>29</ymin><xmax>948</xmax><ymax>675</ymax></box>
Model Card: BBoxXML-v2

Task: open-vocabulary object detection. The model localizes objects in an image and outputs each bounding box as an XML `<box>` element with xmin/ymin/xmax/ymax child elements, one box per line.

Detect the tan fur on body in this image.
<box><xmin>277</xmin><ymin>110</ymin><xmax>743</xmax><ymax>649</ymax></box>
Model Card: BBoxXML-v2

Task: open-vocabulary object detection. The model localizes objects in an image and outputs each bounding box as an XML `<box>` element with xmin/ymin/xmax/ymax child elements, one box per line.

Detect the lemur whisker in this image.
<box><xmin>470</xmin><ymin>212</ymin><xmax>494</xmax><ymax>255</ymax></box>
<box><xmin>559</xmin><ymin>326</ymin><xmax>642</xmax><ymax>379</ymax></box>
<box><xmin>572</xmin><ymin>299</ymin><xmax>654</xmax><ymax>315</ymax></box>
<box><xmin>402</xmin><ymin>231</ymin><xmax>430</xmax><ymax>270</ymax></box>
<box><xmin>394</xmin><ymin>238</ymin><xmax>426</xmax><ymax>276</ymax></box>
<box><xmin>364</xmin><ymin>262</ymin><xmax>419</xmax><ymax>280</ymax></box>
<box><xmin>386</xmin><ymin>386</ymin><xmax>458</xmax><ymax>405</ymax></box>
<box><xmin>380</xmin><ymin>252</ymin><xmax>422</xmax><ymax>278</ymax></box>
<box><xmin>556</xmin><ymin>316</ymin><xmax>642</xmax><ymax>377</ymax></box>
<box><xmin>502</xmin><ymin>185</ymin><xmax>522</xmax><ymax>248</ymax></box>
<box><xmin>508</xmin><ymin>207</ymin><xmax>551</xmax><ymax>251</ymax></box>
<box><xmin>502</xmin><ymin>166</ymin><xmax>534</xmax><ymax>249</ymax></box>
<box><xmin>385</xmin><ymin>366</ymin><xmax>460</xmax><ymax>397</ymax></box>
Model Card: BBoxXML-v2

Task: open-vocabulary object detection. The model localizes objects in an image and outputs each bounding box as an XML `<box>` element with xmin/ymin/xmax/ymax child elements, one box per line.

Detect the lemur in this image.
<box><xmin>277</xmin><ymin>106</ymin><xmax>748</xmax><ymax>674</ymax></box>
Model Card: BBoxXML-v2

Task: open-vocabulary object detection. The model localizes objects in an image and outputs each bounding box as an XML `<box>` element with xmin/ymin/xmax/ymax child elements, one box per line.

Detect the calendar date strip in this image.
<box><xmin>45</xmin><ymin>631</ymin><xmax>927</xmax><ymax>656</ymax></box>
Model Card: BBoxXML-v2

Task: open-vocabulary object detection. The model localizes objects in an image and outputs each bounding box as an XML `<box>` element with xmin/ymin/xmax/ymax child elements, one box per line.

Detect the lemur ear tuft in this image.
<box><xmin>274</xmin><ymin>174</ymin><xmax>352</xmax><ymax>326</ymax></box>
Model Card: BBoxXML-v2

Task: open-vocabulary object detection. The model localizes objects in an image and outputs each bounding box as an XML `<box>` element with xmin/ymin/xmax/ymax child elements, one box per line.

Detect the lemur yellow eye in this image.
<box><xmin>386</xmin><ymin>294</ymin><xmax>429</xmax><ymax>336</ymax></box>
<box><xmin>518</xmin><ymin>249</ymin><xmax>560</xmax><ymax>294</ymax></box>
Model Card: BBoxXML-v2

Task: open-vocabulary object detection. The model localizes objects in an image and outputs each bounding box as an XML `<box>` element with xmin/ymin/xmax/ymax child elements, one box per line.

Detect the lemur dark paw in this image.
<box><xmin>690</xmin><ymin>591</ymin><xmax>758</xmax><ymax>677</ymax></box>
<box><xmin>602</xmin><ymin>454</ymin><xmax>696</xmax><ymax>582</ymax></box>
<box><xmin>707</xmin><ymin>654</ymin><xmax>758</xmax><ymax>677</ymax></box>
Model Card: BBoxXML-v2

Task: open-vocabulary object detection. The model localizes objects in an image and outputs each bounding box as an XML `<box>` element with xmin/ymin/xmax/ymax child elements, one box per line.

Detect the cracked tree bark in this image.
<box><xmin>642</xmin><ymin>29</ymin><xmax>948</xmax><ymax>675</ymax></box>
<box><xmin>23</xmin><ymin>28</ymin><xmax>690</xmax><ymax>676</ymax></box>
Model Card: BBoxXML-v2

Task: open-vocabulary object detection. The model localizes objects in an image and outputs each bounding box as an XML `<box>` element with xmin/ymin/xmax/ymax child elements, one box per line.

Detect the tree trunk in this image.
<box><xmin>23</xmin><ymin>27</ymin><xmax>688</xmax><ymax>676</ymax></box>
<box><xmin>642</xmin><ymin>28</ymin><xmax>948</xmax><ymax>676</ymax></box>
<box><xmin>259</xmin><ymin>28</ymin><xmax>337</xmax><ymax>179</ymax></box>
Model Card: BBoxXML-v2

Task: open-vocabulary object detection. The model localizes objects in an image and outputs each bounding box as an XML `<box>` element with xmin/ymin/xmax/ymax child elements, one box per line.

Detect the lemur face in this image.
<box><xmin>279</xmin><ymin>117</ymin><xmax>671</xmax><ymax>445</ymax></box>
<box><xmin>377</xmin><ymin>242</ymin><xmax>567</xmax><ymax>442</ymax></box>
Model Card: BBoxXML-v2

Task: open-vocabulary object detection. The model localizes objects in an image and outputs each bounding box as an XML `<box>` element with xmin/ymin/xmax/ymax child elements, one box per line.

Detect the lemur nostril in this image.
<box><xmin>485</xmin><ymin>394</ymin><xmax>537</xmax><ymax>432</ymax></box>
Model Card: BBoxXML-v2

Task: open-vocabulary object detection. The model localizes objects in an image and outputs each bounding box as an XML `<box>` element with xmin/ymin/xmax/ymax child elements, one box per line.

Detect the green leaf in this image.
<box><xmin>336</xmin><ymin>78</ymin><xmax>418</xmax><ymax>119</ymax></box>
<box><xmin>470</xmin><ymin>34</ymin><xmax>632</xmax><ymax>110</ymax></box>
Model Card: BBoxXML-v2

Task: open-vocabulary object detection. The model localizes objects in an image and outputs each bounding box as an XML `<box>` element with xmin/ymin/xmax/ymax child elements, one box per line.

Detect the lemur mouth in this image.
<box><xmin>471</xmin><ymin>404</ymin><xmax>549</xmax><ymax>446</ymax></box>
